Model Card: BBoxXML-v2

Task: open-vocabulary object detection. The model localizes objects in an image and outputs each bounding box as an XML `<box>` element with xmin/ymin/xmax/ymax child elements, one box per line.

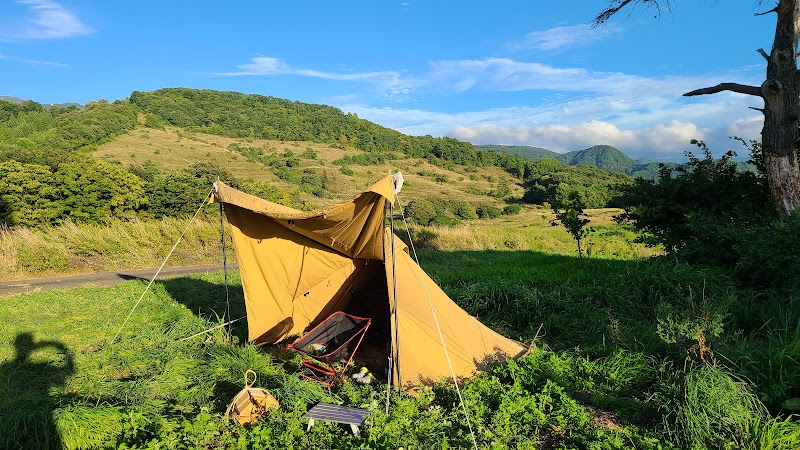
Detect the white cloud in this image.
<box><xmin>449</xmin><ymin>120</ymin><xmax>704</xmax><ymax>156</ymax></box>
<box><xmin>2</xmin><ymin>0</ymin><xmax>92</xmax><ymax>40</ymax></box>
<box><xmin>509</xmin><ymin>24</ymin><xmax>622</xmax><ymax>52</ymax></box>
<box><xmin>222</xmin><ymin>46</ymin><xmax>764</xmax><ymax>158</ymax></box>
<box><xmin>219</xmin><ymin>56</ymin><xmax>402</xmax><ymax>84</ymax></box>
<box><xmin>422</xmin><ymin>58</ymin><xmax>644</xmax><ymax>93</ymax></box>
<box><xmin>0</xmin><ymin>50</ymin><xmax>68</xmax><ymax>67</ymax></box>
<box><xmin>727</xmin><ymin>116</ymin><xmax>763</xmax><ymax>142</ymax></box>
<box><xmin>341</xmin><ymin>95</ymin><xmax>762</xmax><ymax>158</ymax></box>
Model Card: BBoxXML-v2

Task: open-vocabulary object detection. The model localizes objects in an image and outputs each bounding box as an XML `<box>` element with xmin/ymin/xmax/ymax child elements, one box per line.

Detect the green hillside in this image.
<box><xmin>559</xmin><ymin>145</ymin><xmax>635</xmax><ymax>171</ymax></box>
<box><xmin>479</xmin><ymin>143</ymin><xmax>669</xmax><ymax>179</ymax></box>
<box><xmin>0</xmin><ymin>89</ymin><xmax>635</xmax><ymax>228</ymax></box>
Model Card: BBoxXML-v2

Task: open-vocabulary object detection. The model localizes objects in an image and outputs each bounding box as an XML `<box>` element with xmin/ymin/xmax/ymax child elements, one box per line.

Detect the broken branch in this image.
<box><xmin>755</xmin><ymin>6</ymin><xmax>779</xmax><ymax>16</ymax></box>
<box><xmin>684</xmin><ymin>83</ymin><xmax>763</xmax><ymax>98</ymax></box>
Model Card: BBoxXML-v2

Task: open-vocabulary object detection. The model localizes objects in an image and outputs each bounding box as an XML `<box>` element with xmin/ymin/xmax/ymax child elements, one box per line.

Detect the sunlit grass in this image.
<box><xmin>2</xmin><ymin>249</ymin><xmax>799</xmax><ymax>448</ymax></box>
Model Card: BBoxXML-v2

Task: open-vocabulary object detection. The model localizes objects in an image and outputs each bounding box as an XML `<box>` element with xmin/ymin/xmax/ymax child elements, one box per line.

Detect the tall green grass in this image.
<box><xmin>2</xmin><ymin>250</ymin><xmax>799</xmax><ymax>448</ymax></box>
<box><xmin>0</xmin><ymin>217</ymin><xmax>232</xmax><ymax>280</ymax></box>
<box><xmin>0</xmin><ymin>270</ymin><xmax>669</xmax><ymax>449</ymax></box>
<box><xmin>1</xmin><ymin>206</ymin><xmax>657</xmax><ymax>281</ymax></box>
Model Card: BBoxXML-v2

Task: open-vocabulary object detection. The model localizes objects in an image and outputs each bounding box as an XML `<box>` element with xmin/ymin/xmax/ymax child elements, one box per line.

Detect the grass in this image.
<box><xmin>0</xmin><ymin>217</ymin><xmax>231</xmax><ymax>281</ymax></box>
<box><xmin>1</xmin><ymin>204</ymin><xmax>657</xmax><ymax>281</ymax></box>
<box><xmin>94</xmin><ymin>127</ymin><xmax>524</xmax><ymax>210</ymax></box>
<box><xmin>2</xmin><ymin>247</ymin><xmax>799</xmax><ymax>448</ymax></box>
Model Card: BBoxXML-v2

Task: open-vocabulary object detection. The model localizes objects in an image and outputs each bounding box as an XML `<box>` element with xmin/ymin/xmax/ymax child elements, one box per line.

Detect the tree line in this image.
<box><xmin>0</xmin><ymin>91</ymin><xmax>634</xmax><ymax>227</ymax></box>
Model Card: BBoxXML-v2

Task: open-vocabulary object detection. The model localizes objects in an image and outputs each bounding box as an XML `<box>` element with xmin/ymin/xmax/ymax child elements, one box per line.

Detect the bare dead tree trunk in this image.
<box><xmin>597</xmin><ymin>0</ymin><xmax>800</xmax><ymax>216</ymax></box>
<box><xmin>760</xmin><ymin>0</ymin><xmax>800</xmax><ymax>215</ymax></box>
<box><xmin>684</xmin><ymin>0</ymin><xmax>800</xmax><ymax>216</ymax></box>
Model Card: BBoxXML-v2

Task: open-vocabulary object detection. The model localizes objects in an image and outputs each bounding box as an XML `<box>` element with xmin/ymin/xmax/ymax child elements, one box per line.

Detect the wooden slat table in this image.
<box><xmin>303</xmin><ymin>403</ymin><xmax>371</xmax><ymax>437</ymax></box>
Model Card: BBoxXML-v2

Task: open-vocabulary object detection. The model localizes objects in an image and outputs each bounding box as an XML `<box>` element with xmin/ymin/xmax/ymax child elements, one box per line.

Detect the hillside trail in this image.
<box><xmin>0</xmin><ymin>264</ymin><xmax>237</xmax><ymax>297</ymax></box>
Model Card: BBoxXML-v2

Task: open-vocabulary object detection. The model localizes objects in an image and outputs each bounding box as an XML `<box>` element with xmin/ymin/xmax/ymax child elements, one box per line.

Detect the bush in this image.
<box><xmin>476</xmin><ymin>203</ymin><xmax>501</xmax><ymax>219</ymax></box>
<box><xmin>431</xmin><ymin>214</ymin><xmax>460</xmax><ymax>226</ymax></box>
<box><xmin>405</xmin><ymin>200</ymin><xmax>436</xmax><ymax>226</ymax></box>
<box><xmin>502</xmin><ymin>204</ymin><xmax>521</xmax><ymax>215</ymax></box>
<box><xmin>616</xmin><ymin>140</ymin><xmax>774</xmax><ymax>267</ymax></box>
<box><xmin>450</xmin><ymin>199</ymin><xmax>478</xmax><ymax>220</ymax></box>
<box><xmin>734</xmin><ymin>214</ymin><xmax>800</xmax><ymax>288</ymax></box>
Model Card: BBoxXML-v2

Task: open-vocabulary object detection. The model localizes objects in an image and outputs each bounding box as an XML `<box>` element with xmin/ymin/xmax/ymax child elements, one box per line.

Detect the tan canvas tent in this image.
<box><xmin>211</xmin><ymin>175</ymin><xmax>526</xmax><ymax>390</ymax></box>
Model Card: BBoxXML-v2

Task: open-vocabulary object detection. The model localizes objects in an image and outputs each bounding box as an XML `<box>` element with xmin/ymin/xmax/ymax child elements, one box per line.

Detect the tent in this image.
<box><xmin>211</xmin><ymin>174</ymin><xmax>526</xmax><ymax>390</ymax></box>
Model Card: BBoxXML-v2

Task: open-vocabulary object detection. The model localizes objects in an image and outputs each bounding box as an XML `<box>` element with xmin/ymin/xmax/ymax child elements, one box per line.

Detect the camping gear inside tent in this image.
<box><xmin>289</xmin><ymin>311</ymin><xmax>371</xmax><ymax>387</ymax></box>
<box><xmin>211</xmin><ymin>175</ymin><xmax>527</xmax><ymax>391</ymax></box>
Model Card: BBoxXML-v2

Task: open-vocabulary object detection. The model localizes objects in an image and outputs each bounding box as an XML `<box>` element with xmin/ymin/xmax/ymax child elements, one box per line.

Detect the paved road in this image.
<box><xmin>0</xmin><ymin>263</ymin><xmax>239</xmax><ymax>296</ymax></box>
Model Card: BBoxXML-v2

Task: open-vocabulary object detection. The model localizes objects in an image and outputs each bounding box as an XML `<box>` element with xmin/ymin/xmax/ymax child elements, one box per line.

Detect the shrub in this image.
<box><xmin>405</xmin><ymin>200</ymin><xmax>436</xmax><ymax>226</ymax></box>
<box><xmin>450</xmin><ymin>200</ymin><xmax>478</xmax><ymax>220</ymax></box>
<box><xmin>616</xmin><ymin>140</ymin><xmax>773</xmax><ymax>266</ymax></box>
<box><xmin>302</xmin><ymin>148</ymin><xmax>317</xmax><ymax>159</ymax></box>
<box><xmin>734</xmin><ymin>213</ymin><xmax>800</xmax><ymax>288</ymax></box>
<box><xmin>502</xmin><ymin>204</ymin><xmax>521</xmax><ymax>215</ymax></box>
<box><xmin>476</xmin><ymin>203</ymin><xmax>501</xmax><ymax>219</ymax></box>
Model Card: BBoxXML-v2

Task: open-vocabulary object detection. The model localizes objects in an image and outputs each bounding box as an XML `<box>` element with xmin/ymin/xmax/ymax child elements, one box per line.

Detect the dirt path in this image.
<box><xmin>0</xmin><ymin>264</ymin><xmax>238</xmax><ymax>296</ymax></box>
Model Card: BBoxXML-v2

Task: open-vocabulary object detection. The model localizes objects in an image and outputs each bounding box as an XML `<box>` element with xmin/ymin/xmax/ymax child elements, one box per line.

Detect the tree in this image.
<box><xmin>551</xmin><ymin>191</ymin><xmax>594</xmax><ymax>259</ymax></box>
<box><xmin>595</xmin><ymin>0</ymin><xmax>800</xmax><ymax>216</ymax></box>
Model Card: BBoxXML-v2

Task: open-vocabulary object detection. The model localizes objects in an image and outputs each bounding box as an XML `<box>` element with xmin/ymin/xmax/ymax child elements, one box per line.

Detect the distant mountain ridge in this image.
<box><xmin>477</xmin><ymin>144</ymin><xmax>671</xmax><ymax>179</ymax></box>
<box><xmin>1</xmin><ymin>95</ymin><xmax>81</xmax><ymax>110</ymax></box>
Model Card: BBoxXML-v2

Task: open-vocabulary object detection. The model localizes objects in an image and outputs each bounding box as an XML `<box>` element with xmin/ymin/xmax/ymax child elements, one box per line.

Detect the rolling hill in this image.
<box><xmin>0</xmin><ymin>88</ymin><xmax>635</xmax><ymax>228</ymax></box>
<box><xmin>477</xmin><ymin>144</ymin><xmax>671</xmax><ymax>179</ymax></box>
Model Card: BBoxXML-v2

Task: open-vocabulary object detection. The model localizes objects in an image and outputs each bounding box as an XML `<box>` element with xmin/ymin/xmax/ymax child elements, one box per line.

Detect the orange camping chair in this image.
<box><xmin>289</xmin><ymin>312</ymin><xmax>371</xmax><ymax>388</ymax></box>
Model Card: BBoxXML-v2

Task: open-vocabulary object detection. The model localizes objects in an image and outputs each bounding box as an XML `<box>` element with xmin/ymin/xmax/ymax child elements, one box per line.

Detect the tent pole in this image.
<box><xmin>390</xmin><ymin>201</ymin><xmax>401</xmax><ymax>391</ymax></box>
<box><xmin>220</xmin><ymin>200</ymin><xmax>231</xmax><ymax>340</ymax></box>
<box><xmin>384</xmin><ymin>355</ymin><xmax>392</xmax><ymax>413</ymax></box>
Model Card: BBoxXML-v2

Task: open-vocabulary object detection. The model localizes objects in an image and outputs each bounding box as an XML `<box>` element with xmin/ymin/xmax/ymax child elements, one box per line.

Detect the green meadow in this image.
<box><xmin>2</xmin><ymin>90</ymin><xmax>799</xmax><ymax>449</ymax></box>
<box><xmin>2</xmin><ymin>237</ymin><xmax>799</xmax><ymax>449</ymax></box>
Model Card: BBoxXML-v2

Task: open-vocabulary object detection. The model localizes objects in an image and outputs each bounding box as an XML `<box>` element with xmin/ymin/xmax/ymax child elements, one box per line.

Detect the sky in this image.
<box><xmin>0</xmin><ymin>0</ymin><xmax>777</xmax><ymax>159</ymax></box>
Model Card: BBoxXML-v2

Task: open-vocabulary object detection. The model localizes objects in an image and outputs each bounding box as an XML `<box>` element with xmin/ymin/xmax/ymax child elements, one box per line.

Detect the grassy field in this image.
<box><xmin>1</xmin><ymin>150</ymin><xmax>797</xmax><ymax>448</ymax></box>
<box><xmin>0</xmin><ymin>206</ymin><xmax>657</xmax><ymax>281</ymax></box>
<box><xmin>2</xmin><ymin>242</ymin><xmax>799</xmax><ymax>448</ymax></box>
<box><xmin>93</xmin><ymin>126</ymin><xmax>524</xmax><ymax>209</ymax></box>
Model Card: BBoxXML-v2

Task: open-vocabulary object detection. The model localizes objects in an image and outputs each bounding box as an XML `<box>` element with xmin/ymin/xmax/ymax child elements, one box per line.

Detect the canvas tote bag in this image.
<box><xmin>225</xmin><ymin>369</ymin><xmax>279</xmax><ymax>425</ymax></box>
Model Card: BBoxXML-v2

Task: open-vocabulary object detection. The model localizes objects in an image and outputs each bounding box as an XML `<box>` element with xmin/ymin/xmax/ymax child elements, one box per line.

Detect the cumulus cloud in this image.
<box><xmin>509</xmin><ymin>24</ymin><xmax>622</xmax><ymax>52</ymax></box>
<box><xmin>727</xmin><ymin>116</ymin><xmax>763</xmax><ymax>142</ymax></box>
<box><xmin>1</xmin><ymin>0</ymin><xmax>92</xmax><ymax>40</ymax></box>
<box><xmin>223</xmin><ymin>41</ymin><xmax>764</xmax><ymax>158</ymax></box>
<box><xmin>450</xmin><ymin>120</ymin><xmax>702</xmax><ymax>156</ymax></box>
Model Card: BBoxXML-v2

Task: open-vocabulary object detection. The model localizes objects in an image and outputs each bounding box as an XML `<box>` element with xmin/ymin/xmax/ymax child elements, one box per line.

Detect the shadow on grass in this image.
<box><xmin>0</xmin><ymin>332</ymin><xmax>74</xmax><ymax>449</ymax></box>
<box><xmin>154</xmin><ymin>249</ymin><xmax>680</xmax><ymax>355</ymax></box>
<box><xmin>156</xmin><ymin>252</ymin><xmax>688</xmax><ymax>363</ymax></box>
<box><xmin>158</xmin><ymin>274</ymin><xmax>249</xmax><ymax>343</ymax></box>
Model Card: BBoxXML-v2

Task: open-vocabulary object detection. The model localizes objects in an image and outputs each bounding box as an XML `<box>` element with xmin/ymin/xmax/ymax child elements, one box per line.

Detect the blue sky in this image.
<box><xmin>0</xmin><ymin>1</ymin><xmax>775</xmax><ymax>159</ymax></box>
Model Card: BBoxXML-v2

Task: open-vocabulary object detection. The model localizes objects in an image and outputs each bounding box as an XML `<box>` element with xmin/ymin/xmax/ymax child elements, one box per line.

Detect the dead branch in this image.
<box><xmin>755</xmin><ymin>5</ymin><xmax>779</xmax><ymax>16</ymax></box>
<box><xmin>684</xmin><ymin>82</ymin><xmax>763</xmax><ymax>98</ymax></box>
<box><xmin>593</xmin><ymin>0</ymin><xmax>672</xmax><ymax>27</ymax></box>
